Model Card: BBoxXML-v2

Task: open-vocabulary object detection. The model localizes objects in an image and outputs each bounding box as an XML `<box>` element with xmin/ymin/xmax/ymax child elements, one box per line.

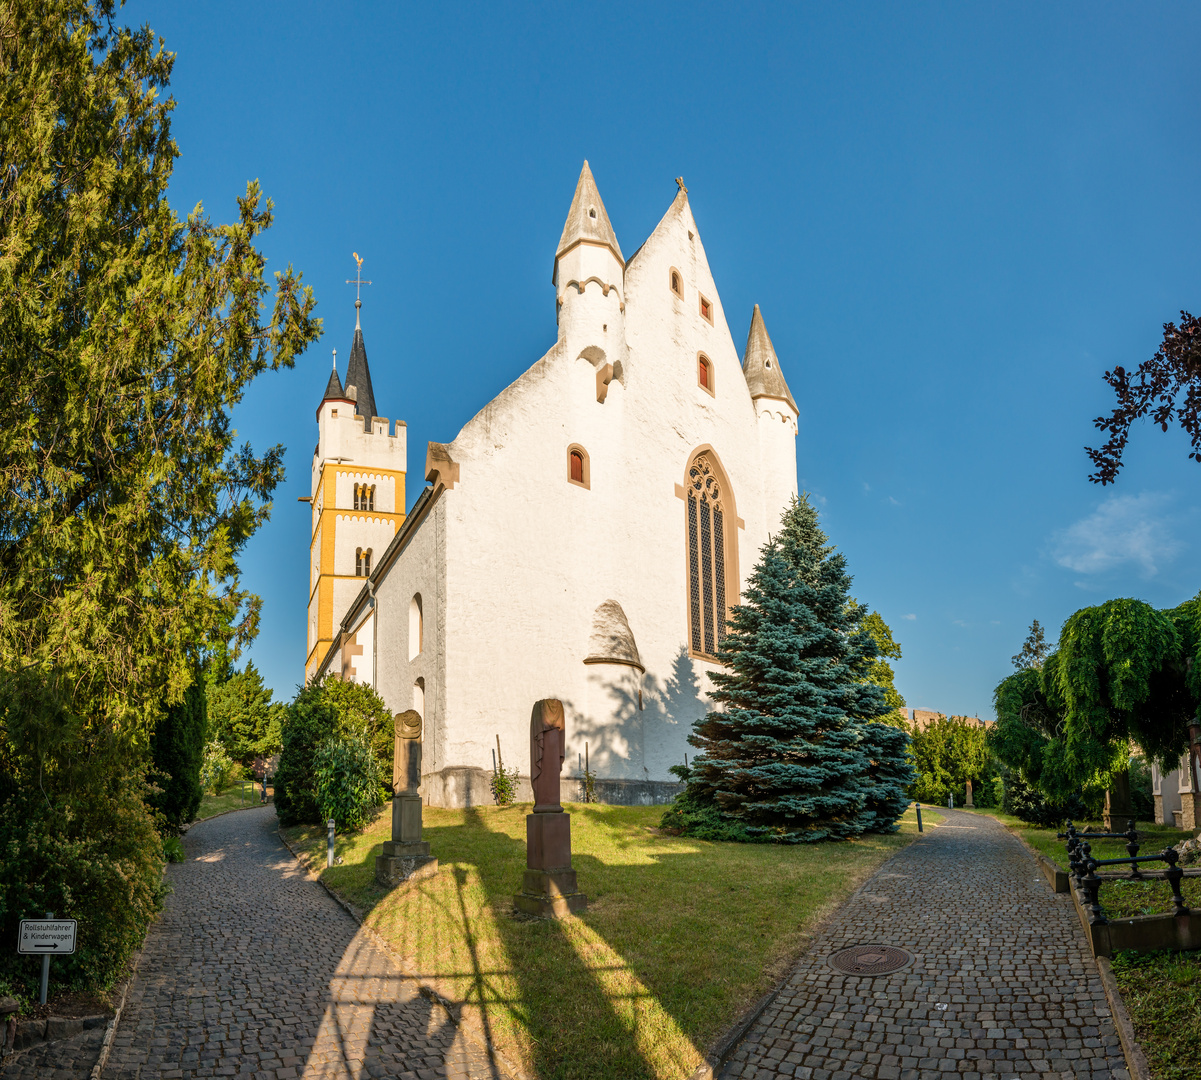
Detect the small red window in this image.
<box><xmin>698</xmin><ymin>356</ymin><xmax>711</xmax><ymax>390</ymax></box>
<box><xmin>570</xmin><ymin>450</ymin><xmax>584</xmax><ymax>484</ymax></box>
<box><xmin>700</xmin><ymin>296</ymin><xmax>712</xmax><ymax>322</ymax></box>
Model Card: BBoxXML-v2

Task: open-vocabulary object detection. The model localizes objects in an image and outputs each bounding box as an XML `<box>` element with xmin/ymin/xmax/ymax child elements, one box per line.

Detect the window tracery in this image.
<box><xmin>686</xmin><ymin>453</ymin><xmax>728</xmax><ymax>658</ymax></box>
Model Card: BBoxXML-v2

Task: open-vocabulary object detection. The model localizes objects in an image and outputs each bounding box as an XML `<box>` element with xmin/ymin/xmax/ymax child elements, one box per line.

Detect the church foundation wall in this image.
<box><xmin>424</xmin><ymin>767</ymin><xmax>682</xmax><ymax>809</ymax></box>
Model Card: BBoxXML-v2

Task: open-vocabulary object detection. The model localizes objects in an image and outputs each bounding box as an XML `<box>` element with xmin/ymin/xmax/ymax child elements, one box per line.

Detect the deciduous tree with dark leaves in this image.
<box><xmin>1087</xmin><ymin>311</ymin><xmax>1201</xmax><ymax>484</ymax></box>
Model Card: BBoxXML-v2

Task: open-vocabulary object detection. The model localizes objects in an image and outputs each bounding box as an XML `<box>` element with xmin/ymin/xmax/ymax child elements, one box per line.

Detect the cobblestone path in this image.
<box><xmin>722</xmin><ymin>808</ymin><xmax>1129</xmax><ymax>1080</ymax></box>
<box><xmin>0</xmin><ymin>1025</ymin><xmax>105</xmax><ymax>1080</ymax></box>
<box><xmin>102</xmin><ymin>806</ymin><xmax>505</xmax><ymax>1080</ymax></box>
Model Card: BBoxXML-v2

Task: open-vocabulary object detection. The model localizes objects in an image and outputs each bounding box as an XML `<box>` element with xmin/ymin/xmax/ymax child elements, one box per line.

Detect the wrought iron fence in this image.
<box><xmin>1058</xmin><ymin>819</ymin><xmax>1195</xmax><ymax>924</ymax></box>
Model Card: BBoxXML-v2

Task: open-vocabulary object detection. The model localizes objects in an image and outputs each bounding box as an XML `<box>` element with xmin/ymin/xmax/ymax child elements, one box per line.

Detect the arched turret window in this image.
<box><xmin>353</xmin><ymin>483</ymin><xmax>377</xmax><ymax>512</ymax></box>
<box><xmin>355</xmin><ymin>547</ymin><xmax>373</xmax><ymax>577</ymax></box>
<box><xmin>686</xmin><ymin>452</ymin><xmax>732</xmax><ymax>659</ymax></box>
<box><xmin>670</xmin><ymin>267</ymin><xmax>683</xmax><ymax>298</ymax></box>
<box><xmin>697</xmin><ymin>354</ymin><xmax>713</xmax><ymax>395</ymax></box>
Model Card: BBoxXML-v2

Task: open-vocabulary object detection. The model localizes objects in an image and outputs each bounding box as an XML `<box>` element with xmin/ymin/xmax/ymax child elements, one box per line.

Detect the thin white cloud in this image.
<box><xmin>887</xmin><ymin>495</ymin><xmax>901</xmax><ymax>506</ymax></box>
<box><xmin>1051</xmin><ymin>492</ymin><xmax>1180</xmax><ymax>577</ymax></box>
<box><xmin>902</xmin><ymin>613</ymin><xmax>917</xmax><ymax>620</ymax></box>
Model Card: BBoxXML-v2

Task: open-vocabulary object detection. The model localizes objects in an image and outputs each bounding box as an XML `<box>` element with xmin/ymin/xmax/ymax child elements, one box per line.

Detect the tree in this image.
<box><xmin>0</xmin><ymin>1</ymin><xmax>319</xmax><ymax>994</ymax></box>
<box><xmin>1011</xmin><ymin>619</ymin><xmax>1048</xmax><ymax>671</ymax></box>
<box><xmin>667</xmin><ymin>495</ymin><xmax>911</xmax><ymax>842</ymax></box>
<box><xmin>206</xmin><ymin>662</ymin><xmax>280</xmax><ymax>765</ymax></box>
<box><xmin>149</xmin><ymin>678</ymin><xmax>206</xmax><ymax>827</ymax></box>
<box><xmin>992</xmin><ymin>596</ymin><xmax>1200</xmax><ymax>802</ymax></box>
<box><xmin>908</xmin><ymin>715</ymin><xmax>993</xmax><ymax>806</ymax></box>
<box><xmin>1087</xmin><ymin>311</ymin><xmax>1201</xmax><ymax>484</ymax></box>
<box><xmin>858</xmin><ymin>609</ymin><xmax>907</xmax><ymax>719</ymax></box>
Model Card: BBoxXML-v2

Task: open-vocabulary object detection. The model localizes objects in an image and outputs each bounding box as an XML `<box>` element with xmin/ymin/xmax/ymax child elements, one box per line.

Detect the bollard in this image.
<box><xmin>948</xmin><ymin>794</ymin><xmax>954</xmax><ymax>810</ymax></box>
<box><xmin>39</xmin><ymin>910</ymin><xmax>52</xmax><ymax>1006</ymax></box>
<box><xmin>327</xmin><ymin>819</ymin><xmax>336</xmax><ymax>868</ymax></box>
<box><xmin>915</xmin><ymin>803</ymin><xmax>923</xmax><ymax>833</ymax></box>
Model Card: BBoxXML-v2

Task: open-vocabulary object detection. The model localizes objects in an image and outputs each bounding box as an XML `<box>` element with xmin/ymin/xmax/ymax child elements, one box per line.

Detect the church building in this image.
<box><xmin>306</xmin><ymin>163</ymin><xmax>800</xmax><ymax>807</ymax></box>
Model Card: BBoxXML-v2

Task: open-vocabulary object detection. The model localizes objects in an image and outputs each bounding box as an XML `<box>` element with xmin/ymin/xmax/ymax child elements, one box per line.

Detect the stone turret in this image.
<box><xmin>742</xmin><ymin>304</ymin><xmax>799</xmax><ymax>528</ymax></box>
<box><xmin>552</xmin><ymin>161</ymin><xmax>628</xmax><ymax>381</ymax></box>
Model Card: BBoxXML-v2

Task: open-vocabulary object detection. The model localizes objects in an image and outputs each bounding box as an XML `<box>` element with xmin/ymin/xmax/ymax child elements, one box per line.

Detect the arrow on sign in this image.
<box><xmin>34</xmin><ymin>944</ymin><xmax>59</xmax><ymax>950</ymax></box>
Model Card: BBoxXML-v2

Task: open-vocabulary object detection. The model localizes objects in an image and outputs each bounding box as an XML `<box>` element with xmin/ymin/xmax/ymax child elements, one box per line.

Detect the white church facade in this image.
<box><xmin>306</xmin><ymin>164</ymin><xmax>801</xmax><ymax>807</ymax></box>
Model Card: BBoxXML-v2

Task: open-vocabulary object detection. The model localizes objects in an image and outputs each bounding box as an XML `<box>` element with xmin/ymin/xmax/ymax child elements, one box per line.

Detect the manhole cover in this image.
<box><xmin>828</xmin><ymin>944</ymin><xmax>913</xmax><ymax>976</ymax></box>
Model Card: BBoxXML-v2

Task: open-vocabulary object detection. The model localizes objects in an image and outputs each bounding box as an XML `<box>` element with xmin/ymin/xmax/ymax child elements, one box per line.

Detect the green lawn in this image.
<box><xmin>195</xmin><ymin>781</ymin><xmax>269</xmax><ymax>821</ymax></box>
<box><xmin>1110</xmin><ymin>950</ymin><xmax>1201</xmax><ymax>1080</ymax></box>
<box><xmin>282</xmin><ymin>801</ymin><xmax>940</xmax><ymax>1080</ymax></box>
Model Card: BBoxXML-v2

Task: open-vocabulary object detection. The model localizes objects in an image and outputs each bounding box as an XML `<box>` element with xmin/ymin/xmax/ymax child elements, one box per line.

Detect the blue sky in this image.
<box><xmin>126</xmin><ymin>2</ymin><xmax>1201</xmax><ymax>717</ymax></box>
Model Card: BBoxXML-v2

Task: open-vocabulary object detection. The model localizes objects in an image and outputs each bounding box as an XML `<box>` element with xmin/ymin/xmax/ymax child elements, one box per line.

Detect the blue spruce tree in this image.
<box><xmin>664</xmin><ymin>495</ymin><xmax>912</xmax><ymax>842</ymax></box>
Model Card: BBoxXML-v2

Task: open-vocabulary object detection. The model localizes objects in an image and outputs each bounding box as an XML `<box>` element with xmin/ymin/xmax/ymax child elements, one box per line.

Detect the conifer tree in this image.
<box><xmin>678</xmin><ymin>495</ymin><xmax>910</xmax><ymax>842</ymax></box>
<box><xmin>149</xmin><ymin>678</ymin><xmax>206</xmax><ymax>827</ymax></box>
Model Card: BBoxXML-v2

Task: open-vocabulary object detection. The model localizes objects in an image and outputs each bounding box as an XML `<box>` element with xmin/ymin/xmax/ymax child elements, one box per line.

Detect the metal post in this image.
<box><xmin>915</xmin><ymin>803</ymin><xmax>923</xmax><ymax>832</ymax></box>
<box><xmin>327</xmin><ymin>820</ymin><xmax>336</xmax><ymax>868</ymax></box>
<box><xmin>948</xmin><ymin>793</ymin><xmax>954</xmax><ymax>810</ymax></box>
<box><xmin>39</xmin><ymin>911</ymin><xmax>52</xmax><ymax>1006</ymax></box>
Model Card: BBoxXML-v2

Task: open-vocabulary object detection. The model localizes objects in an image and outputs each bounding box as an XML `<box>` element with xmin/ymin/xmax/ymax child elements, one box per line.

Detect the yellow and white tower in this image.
<box><xmin>305</xmin><ymin>280</ymin><xmax>406</xmax><ymax>681</ymax></box>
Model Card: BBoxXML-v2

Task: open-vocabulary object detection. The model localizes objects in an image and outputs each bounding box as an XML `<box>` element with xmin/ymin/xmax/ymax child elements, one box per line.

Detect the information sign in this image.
<box><xmin>18</xmin><ymin>919</ymin><xmax>77</xmax><ymax>955</ymax></box>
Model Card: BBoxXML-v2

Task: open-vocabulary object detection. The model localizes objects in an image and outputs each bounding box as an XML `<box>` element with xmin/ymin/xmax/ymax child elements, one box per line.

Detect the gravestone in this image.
<box><xmin>375</xmin><ymin>710</ymin><xmax>438</xmax><ymax>886</ymax></box>
<box><xmin>513</xmin><ymin>699</ymin><xmax>586</xmax><ymax>917</ymax></box>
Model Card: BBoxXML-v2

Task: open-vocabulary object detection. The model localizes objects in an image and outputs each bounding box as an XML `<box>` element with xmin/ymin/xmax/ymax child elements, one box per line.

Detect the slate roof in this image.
<box><xmin>555</xmin><ymin>160</ymin><xmax>624</xmax><ymax>266</ymax></box>
<box><xmin>343</xmin><ymin>312</ymin><xmax>378</xmax><ymax>432</ymax></box>
<box><xmin>742</xmin><ymin>304</ymin><xmax>797</xmax><ymax>413</ymax></box>
<box><xmin>322</xmin><ymin>363</ymin><xmax>345</xmax><ymax>401</ymax></box>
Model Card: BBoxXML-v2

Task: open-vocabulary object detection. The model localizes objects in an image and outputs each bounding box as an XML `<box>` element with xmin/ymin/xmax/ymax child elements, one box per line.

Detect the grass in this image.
<box><xmin>957</xmin><ymin>807</ymin><xmax>1199</xmax><ymax>919</ymax></box>
<box><xmin>195</xmin><ymin>780</ymin><xmax>270</xmax><ymax>821</ymax></box>
<box><xmin>1110</xmin><ymin>950</ymin><xmax>1201</xmax><ymax>1080</ymax></box>
<box><xmin>282</xmin><ymin>801</ymin><xmax>941</xmax><ymax>1080</ymax></box>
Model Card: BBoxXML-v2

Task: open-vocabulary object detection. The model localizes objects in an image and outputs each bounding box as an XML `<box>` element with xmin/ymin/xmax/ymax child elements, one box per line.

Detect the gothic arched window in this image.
<box><xmin>686</xmin><ymin>453</ymin><xmax>730</xmax><ymax>659</ymax></box>
<box><xmin>355</xmin><ymin>546</ymin><xmax>363</xmax><ymax>575</ymax></box>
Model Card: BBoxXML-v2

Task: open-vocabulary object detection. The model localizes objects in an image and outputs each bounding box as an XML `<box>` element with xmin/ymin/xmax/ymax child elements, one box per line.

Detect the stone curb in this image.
<box><xmin>687</xmin><ymin>812</ymin><xmax>942</xmax><ymax>1080</ymax></box>
<box><xmin>275</xmin><ymin>827</ymin><xmax>529</xmax><ymax>1080</ymax></box>
<box><xmin>90</xmin><ymin>947</ymin><xmax>142</xmax><ymax>1080</ymax></box>
<box><xmin>1094</xmin><ymin>956</ymin><xmax>1152</xmax><ymax>1080</ymax></box>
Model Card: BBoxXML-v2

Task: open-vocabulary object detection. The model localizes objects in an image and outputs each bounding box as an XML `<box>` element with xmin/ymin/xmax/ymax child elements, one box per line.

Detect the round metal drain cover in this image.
<box><xmin>828</xmin><ymin>944</ymin><xmax>913</xmax><ymax>976</ymax></box>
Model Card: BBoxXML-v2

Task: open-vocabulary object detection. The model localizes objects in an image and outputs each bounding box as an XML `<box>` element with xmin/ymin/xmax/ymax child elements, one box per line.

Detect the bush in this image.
<box><xmin>199</xmin><ymin>739</ymin><xmax>236</xmax><ymax>795</ymax></box>
<box><xmin>490</xmin><ymin>764</ymin><xmax>521</xmax><ymax>805</ymax></box>
<box><xmin>162</xmin><ymin>836</ymin><xmax>186</xmax><ymax>863</ymax></box>
<box><xmin>660</xmin><ymin>778</ymin><xmax>761</xmax><ymax>842</ymax></box>
<box><xmin>0</xmin><ymin>777</ymin><xmax>166</xmax><ymax>997</ymax></box>
<box><xmin>1002</xmin><ymin>767</ymin><xmax>1094</xmax><ymax>826</ymax></box>
<box><xmin>313</xmin><ymin>735</ymin><xmax>382</xmax><ymax>830</ymax></box>
<box><xmin>149</xmin><ymin>680</ymin><xmax>206</xmax><ymax>827</ymax></box>
<box><xmin>275</xmin><ymin>676</ymin><xmax>394</xmax><ymax>826</ymax></box>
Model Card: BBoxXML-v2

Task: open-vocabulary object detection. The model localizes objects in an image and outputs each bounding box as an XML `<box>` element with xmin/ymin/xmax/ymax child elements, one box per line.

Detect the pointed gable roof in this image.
<box><xmin>556</xmin><ymin>160</ymin><xmax>624</xmax><ymax>266</ymax></box>
<box><xmin>343</xmin><ymin>309</ymin><xmax>378</xmax><ymax>432</ymax></box>
<box><xmin>742</xmin><ymin>305</ymin><xmax>798</xmax><ymax>413</ymax></box>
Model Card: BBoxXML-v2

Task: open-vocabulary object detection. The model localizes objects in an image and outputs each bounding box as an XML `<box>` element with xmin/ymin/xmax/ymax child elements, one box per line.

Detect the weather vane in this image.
<box><xmin>346</xmin><ymin>252</ymin><xmax>372</xmax><ymax>304</ymax></box>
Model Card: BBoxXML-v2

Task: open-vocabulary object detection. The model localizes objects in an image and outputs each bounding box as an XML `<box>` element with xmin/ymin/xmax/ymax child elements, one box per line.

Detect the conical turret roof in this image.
<box><xmin>556</xmin><ymin>160</ymin><xmax>624</xmax><ymax>265</ymax></box>
<box><xmin>742</xmin><ymin>305</ymin><xmax>797</xmax><ymax>413</ymax></box>
<box><xmin>343</xmin><ymin>306</ymin><xmax>378</xmax><ymax>432</ymax></box>
<box><xmin>322</xmin><ymin>362</ymin><xmax>345</xmax><ymax>402</ymax></box>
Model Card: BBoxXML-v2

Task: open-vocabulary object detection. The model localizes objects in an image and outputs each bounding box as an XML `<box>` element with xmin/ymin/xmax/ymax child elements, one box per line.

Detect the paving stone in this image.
<box><xmin>0</xmin><ymin>1026</ymin><xmax>105</xmax><ymax>1080</ymax></box>
<box><xmin>720</xmin><ymin>809</ymin><xmax>1129</xmax><ymax>1080</ymax></box>
<box><xmin>96</xmin><ymin>806</ymin><xmax>507</xmax><ymax>1079</ymax></box>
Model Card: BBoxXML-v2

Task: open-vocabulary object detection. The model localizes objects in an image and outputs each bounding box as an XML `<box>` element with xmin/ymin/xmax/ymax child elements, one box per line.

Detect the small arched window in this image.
<box><xmin>670</xmin><ymin>268</ymin><xmax>683</xmax><ymax>298</ymax></box>
<box><xmin>567</xmin><ymin>445</ymin><xmax>589</xmax><ymax>489</ymax></box>
<box><xmin>363</xmin><ymin>548</ymin><xmax>372</xmax><ymax>576</ymax></box>
<box><xmin>409</xmin><ymin>594</ymin><xmax>423</xmax><ymax>660</ymax></box>
<box><xmin>697</xmin><ymin>354</ymin><xmax>714</xmax><ymax>396</ymax></box>
<box><xmin>353</xmin><ymin>484</ymin><xmax>360</xmax><ymax>510</ymax></box>
<box><xmin>686</xmin><ymin>452</ymin><xmax>732</xmax><ymax>659</ymax></box>
<box><xmin>367</xmin><ymin>484</ymin><xmax>375</xmax><ymax>512</ymax></box>
<box><xmin>355</xmin><ymin>547</ymin><xmax>372</xmax><ymax>576</ymax></box>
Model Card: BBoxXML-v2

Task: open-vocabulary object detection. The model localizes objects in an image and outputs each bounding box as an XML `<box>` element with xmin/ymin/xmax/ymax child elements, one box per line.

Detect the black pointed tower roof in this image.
<box><xmin>343</xmin><ymin>300</ymin><xmax>378</xmax><ymax>432</ymax></box>
<box><xmin>322</xmin><ymin>358</ymin><xmax>345</xmax><ymax>401</ymax></box>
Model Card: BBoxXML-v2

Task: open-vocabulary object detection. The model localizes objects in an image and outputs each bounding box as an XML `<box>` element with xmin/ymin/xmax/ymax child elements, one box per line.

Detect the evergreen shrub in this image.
<box><xmin>313</xmin><ymin>735</ymin><xmax>383</xmax><ymax>830</ymax></box>
<box><xmin>149</xmin><ymin>680</ymin><xmax>206</xmax><ymax>826</ymax></box>
<box><xmin>199</xmin><ymin>739</ymin><xmax>236</xmax><ymax>795</ymax></box>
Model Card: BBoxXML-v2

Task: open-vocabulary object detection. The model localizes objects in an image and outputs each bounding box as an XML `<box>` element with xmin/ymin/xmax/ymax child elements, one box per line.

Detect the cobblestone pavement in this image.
<box><xmin>0</xmin><ymin>1025</ymin><xmax>105</xmax><ymax>1080</ymax></box>
<box><xmin>722</xmin><ymin>808</ymin><xmax>1129</xmax><ymax>1080</ymax></box>
<box><xmin>102</xmin><ymin>806</ymin><xmax>506</xmax><ymax>1080</ymax></box>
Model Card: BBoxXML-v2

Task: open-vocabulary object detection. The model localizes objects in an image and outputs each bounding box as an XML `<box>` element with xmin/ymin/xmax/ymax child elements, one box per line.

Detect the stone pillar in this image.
<box><xmin>514</xmin><ymin>699</ymin><xmax>586</xmax><ymax>918</ymax></box>
<box><xmin>1181</xmin><ymin>726</ymin><xmax>1201</xmax><ymax>832</ymax></box>
<box><xmin>965</xmin><ymin>779</ymin><xmax>974</xmax><ymax>808</ymax></box>
<box><xmin>1103</xmin><ymin>768</ymin><xmax>1134</xmax><ymax>831</ymax></box>
<box><xmin>376</xmin><ymin>710</ymin><xmax>438</xmax><ymax>887</ymax></box>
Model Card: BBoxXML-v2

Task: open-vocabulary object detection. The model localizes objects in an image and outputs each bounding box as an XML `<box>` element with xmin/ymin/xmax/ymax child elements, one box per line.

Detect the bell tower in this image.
<box><xmin>305</xmin><ymin>258</ymin><xmax>407</xmax><ymax>681</ymax></box>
